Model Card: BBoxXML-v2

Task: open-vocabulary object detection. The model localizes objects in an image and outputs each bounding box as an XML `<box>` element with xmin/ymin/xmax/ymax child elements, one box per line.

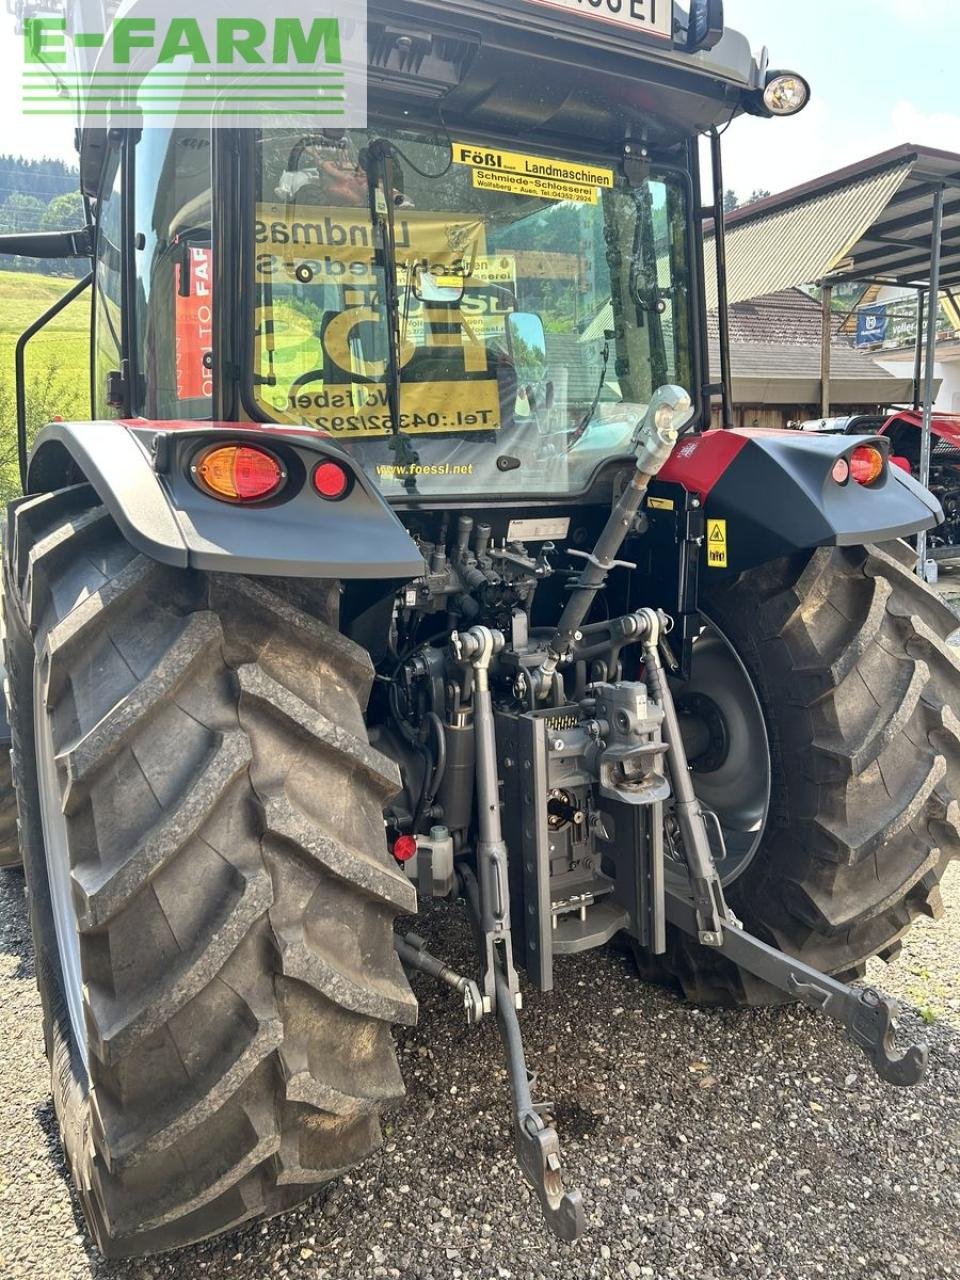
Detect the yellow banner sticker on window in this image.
<box><xmin>707</xmin><ymin>519</ymin><xmax>728</xmax><ymax>569</ymax></box>
<box><xmin>471</xmin><ymin>168</ymin><xmax>600</xmax><ymax>205</ymax></box>
<box><xmin>267</xmin><ymin>378</ymin><xmax>502</xmax><ymax>439</ymax></box>
<box><xmin>453</xmin><ymin>142</ymin><xmax>614</xmax><ymax>188</ymax></box>
<box><xmin>254</xmin><ymin>204</ymin><xmax>489</xmax><ymax>285</ymax></box>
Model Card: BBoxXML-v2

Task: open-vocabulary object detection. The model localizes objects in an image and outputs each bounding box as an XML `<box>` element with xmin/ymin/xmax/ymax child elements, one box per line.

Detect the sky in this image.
<box><xmin>718</xmin><ymin>0</ymin><xmax>959</xmax><ymax>198</ymax></box>
<box><xmin>0</xmin><ymin>1</ymin><xmax>958</xmax><ymax>197</ymax></box>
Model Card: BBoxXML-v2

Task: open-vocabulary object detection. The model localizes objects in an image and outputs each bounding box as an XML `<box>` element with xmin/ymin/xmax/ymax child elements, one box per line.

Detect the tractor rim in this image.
<box><xmin>34</xmin><ymin>657</ymin><xmax>88</xmax><ymax>1069</ymax></box>
<box><xmin>669</xmin><ymin>613</ymin><xmax>771</xmax><ymax>888</ymax></box>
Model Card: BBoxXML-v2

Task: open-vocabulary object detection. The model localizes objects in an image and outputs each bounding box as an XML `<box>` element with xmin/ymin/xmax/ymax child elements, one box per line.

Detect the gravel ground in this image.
<box><xmin>0</xmin><ymin>864</ymin><xmax>957</xmax><ymax>1280</ymax></box>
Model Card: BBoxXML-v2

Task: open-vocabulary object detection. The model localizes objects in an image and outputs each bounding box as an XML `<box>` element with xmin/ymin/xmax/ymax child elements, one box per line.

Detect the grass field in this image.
<box><xmin>0</xmin><ymin>269</ymin><xmax>90</xmax><ymax>504</ymax></box>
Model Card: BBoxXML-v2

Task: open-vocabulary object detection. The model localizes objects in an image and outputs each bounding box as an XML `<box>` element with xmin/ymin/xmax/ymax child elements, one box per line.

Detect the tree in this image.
<box><xmin>41</xmin><ymin>191</ymin><xmax>85</xmax><ymax>232</ymax></box>
<box><xmin>745</xmin><ymin>188</ymin><xmax>772</xmax><ymax>206</ymax></box>
<box><xmin>0</xmin><ymin>193</ymin><xmax>46</xmax><ymax>233</ymax></box>
<box><xmin>722</xmin><ymin>188</ymin><xmax>740</xmax><ymax>213</ymax></box>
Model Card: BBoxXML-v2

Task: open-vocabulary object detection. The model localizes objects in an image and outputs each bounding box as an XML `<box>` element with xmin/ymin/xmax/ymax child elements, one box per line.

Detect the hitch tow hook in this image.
<box><xmin>666</xmin><ymin>893</ymin><xmax>928</xmax><ymax>1087</ymax></box>
<box><xmin>786</xmin><ymin>976</ymin><xmax>928</xmax><ymax>1088</ymax></box>
<box><xmin>494</xmin><ymin>960</ymin><xmax>586</xmax><ymax>1242</ymax></box>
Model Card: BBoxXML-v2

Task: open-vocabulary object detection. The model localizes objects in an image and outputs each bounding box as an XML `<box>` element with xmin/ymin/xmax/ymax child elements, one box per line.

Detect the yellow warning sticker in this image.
<box><xmin>707</xmin><ymin>519</ymin><xmax>728</xmax><ymax>569</ymax></box>
<box><xmin>452</xmin><ymin>141</ymin><xmax>614</xmax><ymax>204</ymax></box>
<box><xmin>648</xmin><ymin>497</ymin><xmax>675</xmax><ymax>512</ymax></box>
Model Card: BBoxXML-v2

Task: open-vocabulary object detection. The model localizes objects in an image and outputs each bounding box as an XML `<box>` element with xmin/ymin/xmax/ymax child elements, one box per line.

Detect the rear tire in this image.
<box><xmin>0</xmin><ymin>748</ymin><xmax>20</xmax><ymax>868</ymax></box>
<box><xmin>4</xmin><ymin>486</ymin><xmax>417</xmax><ymax>1256</ymax></box>
<box><xmin>638</xmin><ymin>541</ymin><xmax>960</xmax><ymax>1005</ymax></box>
<box><xmin>0</xmin><ymin>605</ymin><xmax>22</xmax><ymax>868</ymax></box>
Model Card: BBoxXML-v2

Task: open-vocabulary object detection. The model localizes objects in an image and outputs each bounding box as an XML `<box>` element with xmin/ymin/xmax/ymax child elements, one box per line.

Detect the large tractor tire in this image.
<box><xmin>0</xmin><ymin>733</ymin><xmax>20</xmax><ymax>867</ymax></box>
<box><xmin>0</xmin><ymin>612</ymin><xmax>23</xmax><ymax>867</ymax></box>
<box><xmin>641</xmin><ymin>540</ymin><xmax>960</xmax><ymax>1005</ymax></box>
<box><xmin>3</xmin><ymin>485</ymin><xmax>417</xmax><ymax>1257</ymax></box>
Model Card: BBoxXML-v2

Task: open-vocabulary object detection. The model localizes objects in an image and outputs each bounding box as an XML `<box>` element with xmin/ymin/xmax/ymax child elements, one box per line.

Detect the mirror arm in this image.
<box><xmin>0</xmin><ymin>226</ymin><xmax>95</xmax><ymax>260</ymax></box>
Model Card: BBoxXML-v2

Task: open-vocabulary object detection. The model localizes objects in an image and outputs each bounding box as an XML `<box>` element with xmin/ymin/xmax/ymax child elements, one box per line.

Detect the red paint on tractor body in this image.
<box><xmin>659</xmin><ymin>428</ymin><xmax>756</xmax><ymax>497</ymax></box>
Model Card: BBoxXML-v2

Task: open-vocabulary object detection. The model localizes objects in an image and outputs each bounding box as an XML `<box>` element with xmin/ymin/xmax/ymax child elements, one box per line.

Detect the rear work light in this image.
<box><xmin>849</xmin><ymin>445</ymin><xmax>885</xmax><ymax>487</ymax></box>
<box><xmin>313</xmin><ymin>460</ymin><xmax>351</xmax><ymax>500</ymax></box>
<box><xmin>193</xmin><ymin>444</ymin><xmax>286</xmax><ymax>503</ymax></box>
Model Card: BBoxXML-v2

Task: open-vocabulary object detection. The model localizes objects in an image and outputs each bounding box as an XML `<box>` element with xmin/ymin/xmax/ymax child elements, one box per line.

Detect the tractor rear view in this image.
<box><xmin>1</xmin><ymin>0</ymin><xmax>958</xmax><ymax>1256</ymax></box>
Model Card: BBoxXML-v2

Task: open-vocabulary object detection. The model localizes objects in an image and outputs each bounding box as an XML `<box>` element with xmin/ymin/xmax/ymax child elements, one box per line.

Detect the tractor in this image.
<box><xmin>1</xmin><ymin>0</ymin><xmax>958</xmax><ymax>1257</ymax></box>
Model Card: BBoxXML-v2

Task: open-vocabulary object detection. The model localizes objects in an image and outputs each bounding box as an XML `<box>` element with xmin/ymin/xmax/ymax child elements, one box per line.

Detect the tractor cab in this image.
<box><xmin>72</xmin><ymin>0</ymin><xmax>804</xmax><ymax>508</ymax></box>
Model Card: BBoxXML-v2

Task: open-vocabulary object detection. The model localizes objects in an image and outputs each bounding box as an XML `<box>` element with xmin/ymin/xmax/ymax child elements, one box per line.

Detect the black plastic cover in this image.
<box><xmin>705</xmin><ymin>432</ymin><xmax>942</xmax><ymax>572</ymax></box>
<box><xmin>28</xmin><ymin>420</ymin><xmax>426</xmax><ymax>581</ymax></box>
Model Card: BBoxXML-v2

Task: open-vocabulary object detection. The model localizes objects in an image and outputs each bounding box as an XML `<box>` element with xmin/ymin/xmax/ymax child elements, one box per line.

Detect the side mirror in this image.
<box><xmin>506</xmin><ymin>311</ymin><xmax>548</xmax><ymax>386</ymax></box>
<box><xmin>0</xmin><ymin>228</ymin><xmax>94</xmax><ymax>259</ymax></box>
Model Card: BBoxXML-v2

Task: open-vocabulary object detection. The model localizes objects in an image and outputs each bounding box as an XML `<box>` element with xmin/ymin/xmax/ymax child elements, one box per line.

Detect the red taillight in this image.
<box><xmin>313</xmin><ymin>460</ymin><xmax>350</xmax><ymax>500</ymax></box>
<box><xmin>849</xmin><ymin>445</ymin><xmax>885</xmax><ymax>487</ymax></box>
<box><xmin>194</xmin><ymin>445</ymin><xmax>285</xmax><ymax>502</ymax></box>
<box><xmin>393</xmin><ymin>834</ymin><xmax>418</xmax><ymax>863</ymax></box>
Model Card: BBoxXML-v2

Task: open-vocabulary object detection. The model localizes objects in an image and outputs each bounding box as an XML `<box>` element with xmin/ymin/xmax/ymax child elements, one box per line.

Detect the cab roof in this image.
<box><xmin>368</xmin><ymin>0</ymin><xmax>764</xmax><ymax>148</ymax></box>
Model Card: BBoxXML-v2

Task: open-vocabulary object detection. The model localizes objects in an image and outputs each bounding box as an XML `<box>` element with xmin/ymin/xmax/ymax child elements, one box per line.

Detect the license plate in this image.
<box><xmin>521</xmin><ymin>0</ymin><xmax>673</xmax><ymax>41</ymax></box>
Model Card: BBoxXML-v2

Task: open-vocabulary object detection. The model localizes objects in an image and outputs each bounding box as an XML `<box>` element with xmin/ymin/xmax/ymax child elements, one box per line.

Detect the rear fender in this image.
<box><xmin>656</xmin><ymin>428</ymin><xmax>942</xmax><ymax>573</ymax></box>
<box><xmin>27</xmin><ymin>420</ymin><xmax>425</xmax><ymax>580</ymax></box>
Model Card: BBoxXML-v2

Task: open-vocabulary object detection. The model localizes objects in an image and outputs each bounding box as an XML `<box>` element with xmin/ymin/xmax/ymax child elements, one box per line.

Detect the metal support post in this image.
<box><xmin>710</xmin><ymin>129</ymin><xmax>734</xmax><ymax>429</ymax></box>
<box><xmin>820</xmin><ymin>283</ymin><xmax>833</xmax><ymax>418</ymax></box>
<box><xmin>917</xmin><ymin>184</ymin><xmax>945</xmax><ymax>580</ymax></box>
<box><xmin>913</xmin><ymin>288</ymin><xmax>926</xmax><ymax>411</ymax></box>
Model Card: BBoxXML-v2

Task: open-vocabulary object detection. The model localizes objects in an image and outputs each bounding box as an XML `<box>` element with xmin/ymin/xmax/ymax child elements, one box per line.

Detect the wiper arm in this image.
<box><xmin>567</xmin><ymin>330</ymin><xmax>613</xmax><ymax>451</ymax></box>
<box><xmin>366</xmin><ymin>140</ymin><xmax>420</xmax><ymax>493</ymax></box>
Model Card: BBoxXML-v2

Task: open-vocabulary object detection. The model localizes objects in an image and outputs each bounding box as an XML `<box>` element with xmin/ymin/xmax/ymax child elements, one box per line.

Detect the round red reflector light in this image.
<box><xmin>313</xmin><ymin>460</ymin><xmax>350</xmax><ymax>500</ymax></box>
<box><xmin>849</xmin><ymin>445</ymin><xmax>885</xmax><ymax>487</ymax></box>
<box><xmin>832</xmin><ymin>457</ymin><xmax>850</xmax><ymax>485</ymax></box>
<box><xmin>393</xmin><ymin>834</ymin><xmax>418</xmax><ymax>863</ymax></box>
<box><xmin>195</xmin><ymin>445</ymin><xmax>284</xmax><ymax>502</ymax></box>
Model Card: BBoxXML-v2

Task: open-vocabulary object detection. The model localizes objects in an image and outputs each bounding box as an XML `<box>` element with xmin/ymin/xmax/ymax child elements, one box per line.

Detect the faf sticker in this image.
<box><xmin>707</xmin><ymin>519</ymin><xmax>728</xmax><ymax>569</ymax></box>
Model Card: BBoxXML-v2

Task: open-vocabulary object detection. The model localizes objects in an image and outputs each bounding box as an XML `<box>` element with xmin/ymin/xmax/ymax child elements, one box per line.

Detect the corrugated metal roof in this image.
<box><xmin>704</xmin><ymin>163</ymin><xmax>912</xmax><ymax>308</ymax></box>
<box><xmin>721</xmin><ymin>145</ymin><xmax>960</xmax><ymax>291</ymax></box>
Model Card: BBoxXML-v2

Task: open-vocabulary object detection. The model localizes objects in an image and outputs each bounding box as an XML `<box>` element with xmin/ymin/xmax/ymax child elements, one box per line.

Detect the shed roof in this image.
<box><xmin>706</xmin><ymin>145</ymin><xmax>960</xmax><ymax>307</ymax></box>
<box><xmin>706</xmin><ymin>287</ymin><xmax>849</xmax><ymax>345</ymax></box>
<box><xmin>709</xmin><ymin>339</ymin><xmax>915</xmax><ymax>407</ymax></box>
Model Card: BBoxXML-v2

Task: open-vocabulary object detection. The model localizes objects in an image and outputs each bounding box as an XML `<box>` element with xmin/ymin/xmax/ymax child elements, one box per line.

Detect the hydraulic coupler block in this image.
<box><xmin>586</xmin><ymin>682</ymin><xmax>671</xmax><ymax>807</ymax></box>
